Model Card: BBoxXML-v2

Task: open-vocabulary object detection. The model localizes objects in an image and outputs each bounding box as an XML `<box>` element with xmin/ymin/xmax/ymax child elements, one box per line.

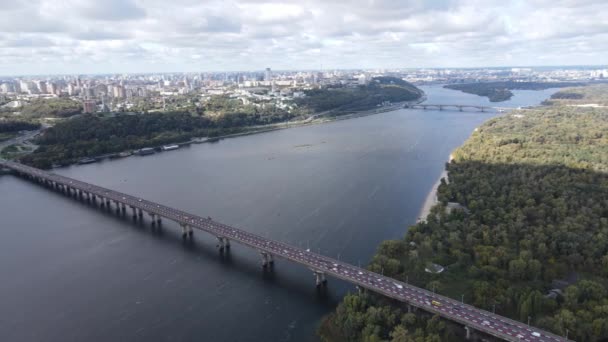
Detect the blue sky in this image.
<box><xmin>0</xmin><ymin>0</ymin><xmax>606</xmax><ymax>75</ymax></box>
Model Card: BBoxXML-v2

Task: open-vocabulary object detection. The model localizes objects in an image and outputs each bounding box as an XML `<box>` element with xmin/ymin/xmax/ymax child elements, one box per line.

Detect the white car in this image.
<box><xmin>531</xmin><ymin>332</ymin><xmax>541</xmax><ymax>337</ymax></box>
<box><xmin>393</xmin><ymin>283</ymin><xmax>403</xmax><ymax>289</ymax></box>
<box><xmin>482</xmin><ymin>320</ymin><xmax>490</xmax><ymax>325</ymax></box>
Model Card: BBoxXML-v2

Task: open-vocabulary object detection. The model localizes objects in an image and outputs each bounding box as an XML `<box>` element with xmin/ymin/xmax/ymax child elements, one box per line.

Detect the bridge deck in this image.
<box><xmin>0</xmin><ymin>160</ymin><xmax>568</xmax><ymax>342</ymax></box>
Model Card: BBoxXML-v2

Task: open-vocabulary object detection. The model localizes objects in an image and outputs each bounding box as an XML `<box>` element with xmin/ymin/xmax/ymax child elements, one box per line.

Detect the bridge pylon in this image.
<box><xmin>180</xmin><ymin>223</ymin><xmax>193</xmax><ymax>239</ymax></box>
<box><xmin>217</xmin><ymin>236</ymin><xmax>230</xmax><ymax>250</ymax></box>
<box><xmin>312</xmin><ymin>269</ymin><xmax>327</xmax><ymax>287</ymax></box>
<box><xmin>260</xmin><ymin>251</ymin><xmax>274</xmax><ymax>267</ymax></box>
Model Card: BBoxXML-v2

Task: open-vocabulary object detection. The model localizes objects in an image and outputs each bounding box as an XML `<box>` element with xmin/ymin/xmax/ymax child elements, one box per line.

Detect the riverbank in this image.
<box><xmin>16</xmin><ymin>94</ymin><xmax>426</xmax><ymax>169</ymax></box>
<box><xmin>417</xmin><ymin>154</ymin><xmax>453</xmax><ymax>223</ymax></box>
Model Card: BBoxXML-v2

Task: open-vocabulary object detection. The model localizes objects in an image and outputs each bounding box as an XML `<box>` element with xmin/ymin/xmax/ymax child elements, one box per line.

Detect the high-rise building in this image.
<box><xmin>0</xmin><ymin>83</ymin><xmax>12</xmax><ymax>93</ymax></box>
<box><xmin>49</xmin><ymin>82</ymin><xmax>59</xmax><ymax>95</ymax></box>
<box><xmin>83</xmin><ymin>100</ymin><xmax>96</xmax><ymax>114</ymax></box>
<box><xmin>25</xmin><ymin>81</ymin><xmax>38</xmax><ymax>94</ymax></box>
<box><xmin>19</xmin><ymin>80</ymin><xmax>28</xmax><ymax>93</ymax></box>
<box><xmin>37</xmin><ymin>81</ymin><xmax>47</xmax><ymax>94</ymax></box>
<box><xmin>264</xmin><ymin>68</ymin><xmax>272</xmax><ymax>82</ymax></box>
<box><xmin>112</xmin><ymin>85</ymin><xmax>126</xmax><ymax>98</ymax></box>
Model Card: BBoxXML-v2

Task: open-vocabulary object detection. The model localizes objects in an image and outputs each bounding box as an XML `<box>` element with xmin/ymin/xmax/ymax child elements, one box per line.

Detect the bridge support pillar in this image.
<box><xmin>121</xmin><ymin>203</ymin><xmax>126</xmax><ymax>213</ymax></box>
<box><xmin>149</xmin><ymin>212</ymin><xmax>156</xmax><ymax>225</ymax></box>
<box><xmin>180</xmin><ymin>224</ymin><xmax>192</xmax><ymax>239</ymax></box>
<box><xmin>313</xmin><ymin>270</ymin><xmax>326</xmax><ymax>287</ymax></box>
<box><xmin>465</xmin><ymin>326</ymin><xmax>471</xmax><ymax>340</ymax></box>
<box><xmin>130</xmin><ymin>206</ymin><xmax>137</xmax><ymax>219</ymax></box>
<box><xmin>138</xmin><ymin>208</ymin><xmax>143</xmax><ymax>218</ymax></box>
<box><xmin>217</xmin><ymin>236</ymin><xmax>230</xmax><ymax>250</ymax></box>
<box><xmin>260</xmin><ymin>252</ymin><xmax>274</xmax><ymax>268</ymax></box>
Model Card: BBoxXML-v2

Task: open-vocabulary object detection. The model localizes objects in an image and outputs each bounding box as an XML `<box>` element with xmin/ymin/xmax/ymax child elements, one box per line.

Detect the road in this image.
<box><xmin>0</xmin><ymin>128</ymin><xmax>42</xmax><ymax>156</ymax></box>
<box><xmin>0</xmin><ymin>159</ymin><xmax>570</xmax><ymax>342</ymax></box>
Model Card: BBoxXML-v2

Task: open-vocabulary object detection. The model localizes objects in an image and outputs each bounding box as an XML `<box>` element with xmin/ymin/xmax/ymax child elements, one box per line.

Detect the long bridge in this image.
<box><xmin>0</xmin><ymin>159</ymin><xmax>569</xmax><ymax>342</ymax></box>
<box><xmin>404</xmin><ymin>103</ymin><xmax>510</xmax><ymax>112</ymax></box>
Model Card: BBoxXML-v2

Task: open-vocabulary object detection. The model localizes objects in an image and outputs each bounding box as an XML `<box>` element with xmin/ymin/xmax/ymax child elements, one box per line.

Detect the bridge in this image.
<box><xmin>0</xmin><ymin>159</ymin><xmax>569</xmax><ymax>342</ymax></box>
<box><xmin>404</xmin><ymin>104</ymin><xmax>509</xmax><ymax>112</ymax></box>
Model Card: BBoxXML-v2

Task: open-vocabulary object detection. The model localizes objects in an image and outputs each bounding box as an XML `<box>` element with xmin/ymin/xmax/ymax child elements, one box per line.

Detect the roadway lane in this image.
<box><xmin>0</xmin><ymin>160</ymin><xmax>570</xmax><ymax>342</ymax></box>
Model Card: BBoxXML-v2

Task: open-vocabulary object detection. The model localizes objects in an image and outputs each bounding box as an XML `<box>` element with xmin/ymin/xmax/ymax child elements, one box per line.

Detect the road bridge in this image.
<box><xmin>0</xmin><ymin>159</ymin><xmax>569</xmax><ymax>342</ymax></box>
<box><xmin>404</xmin><ymin>103</ymin><xmax>509</xmax><ymax>112</ymax></box>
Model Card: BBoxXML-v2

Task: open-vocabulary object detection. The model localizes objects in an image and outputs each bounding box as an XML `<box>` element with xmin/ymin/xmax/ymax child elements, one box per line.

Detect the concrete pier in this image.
<box><xmin>180</xmin><ymin>224</ymin><xmax>192</xmax><ymax>239</ymax></box>
<box><xmin>313</xmin><ymin>270</ymin><xmax>326</xmax><ymax>286</ymax></box>
<box><xmin>217</xmin><ymin>236</ymin><xmax>230</xmax><ymax>249</ymax></box>
<box><xmin>260</xmin><ymin>251</ymin><xmax>274</xmax><ymax>267</ymax></box>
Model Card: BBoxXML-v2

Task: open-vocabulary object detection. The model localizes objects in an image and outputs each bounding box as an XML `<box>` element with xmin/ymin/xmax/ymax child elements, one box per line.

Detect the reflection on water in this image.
<box><xmin>0</xmin><ymin>86</ymin><xmax>557</xmax><ymax>342</ymax></box>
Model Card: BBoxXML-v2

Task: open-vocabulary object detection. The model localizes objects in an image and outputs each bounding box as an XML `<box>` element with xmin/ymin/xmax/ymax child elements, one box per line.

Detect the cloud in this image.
<box><xmin>0</xmin><ymin>0</ymin><xmax>606</xmax><ymax>75</ymax></box>
<box><xmin>70</xmin><ymin>0</ymin><xmax>146</xmax><ymax>21</ymax></box>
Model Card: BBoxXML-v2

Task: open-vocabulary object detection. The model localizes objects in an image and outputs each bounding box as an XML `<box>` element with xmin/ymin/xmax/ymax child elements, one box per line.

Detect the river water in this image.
<box><xmin>0</xmin><ymin>86</ymin><xmax>557</xmax><ymax>342</ymax></box>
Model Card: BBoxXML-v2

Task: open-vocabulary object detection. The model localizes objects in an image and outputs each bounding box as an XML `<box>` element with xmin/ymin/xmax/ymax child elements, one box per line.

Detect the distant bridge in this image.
<box><xmin>404</xmin><ymin>103</ymin><xmax>511</xmax><ymax>112</ymax></box>
<box><xmin>0</xmin><ymin>159</ymin><xmax>569</xmax><ymax>342</ymax></box>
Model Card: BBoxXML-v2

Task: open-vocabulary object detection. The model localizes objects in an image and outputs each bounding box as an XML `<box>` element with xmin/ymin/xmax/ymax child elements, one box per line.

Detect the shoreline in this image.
<box><xmin>17</xmin><ymin>94</ymin><xmax>427</xmax><ymax>169</ymax></box>
<box><xmin>417</xmin><ymin>154</ymin><xmax>453</xmax><ymax>223</ymax></box>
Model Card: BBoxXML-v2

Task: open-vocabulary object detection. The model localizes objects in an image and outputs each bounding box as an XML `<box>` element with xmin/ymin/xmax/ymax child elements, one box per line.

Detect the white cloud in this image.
<box><xmin>0</xmin><ymin>0</ymin><xmax>606</xmax><ymax>75</ymax></box>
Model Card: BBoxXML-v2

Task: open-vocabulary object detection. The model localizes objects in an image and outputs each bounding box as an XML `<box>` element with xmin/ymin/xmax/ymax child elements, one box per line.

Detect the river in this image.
<box><xmin>0</xmin><ymin>86</ymin><xmax>558</xmax><ymax>342</ymax></box>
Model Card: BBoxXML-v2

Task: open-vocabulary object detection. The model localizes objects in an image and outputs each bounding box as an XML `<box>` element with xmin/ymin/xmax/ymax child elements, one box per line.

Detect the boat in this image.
<box><xmin>162</xmin><ymin>145</ymin><xmax>179</xmax><ymax>151</ymax></box>
<box><xmin>77</xmin><ymin>157</ymin><xmax>97</xmax><ymax>165</ymax></box>
<box><xmin>118</xmin><ymin>151</ymin><xmax>133</xmax><ymax>158</ymax></box>
<box><xmin>137</xmin><ymin>148</ymin><xmax>155</xmax><ymax>156</ymax></box>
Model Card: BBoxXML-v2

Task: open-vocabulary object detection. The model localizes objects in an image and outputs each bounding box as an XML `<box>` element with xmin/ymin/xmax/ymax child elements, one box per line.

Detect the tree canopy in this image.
<box><xmin>321</xmin><ymin>89</ymin><xmax>608</xmax><ymax>342</ymax></box>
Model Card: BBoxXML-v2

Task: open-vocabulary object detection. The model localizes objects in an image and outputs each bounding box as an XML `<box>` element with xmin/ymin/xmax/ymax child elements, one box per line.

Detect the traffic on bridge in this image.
<box><xmin>0</xmin><ymin>159</ymin><xmax>570</xmax><ymax>342</ymax></box>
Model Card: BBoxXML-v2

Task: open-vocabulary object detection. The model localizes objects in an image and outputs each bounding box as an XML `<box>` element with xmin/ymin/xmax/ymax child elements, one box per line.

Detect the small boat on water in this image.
<box><xmin>78</xmin><ymin>157</ymin><xmax>97</xmax><ymax>165</ymax></box>
<box><xmin>162</xmin><ymin>145</ymin><xmax>179</xmax><ymax>151</ymax></box>
<box><xmin>137</xmin><ymin>148</ymin><xmax>155</xmax><ymax>156</ymax></box>
<box><xmin>118</xmin><ymin>151</ymin><xmax>133</xmax><ymax>158</ymax></box>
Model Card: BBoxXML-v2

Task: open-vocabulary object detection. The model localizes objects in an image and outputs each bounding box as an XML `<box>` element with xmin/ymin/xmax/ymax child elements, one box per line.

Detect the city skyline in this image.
<box><xmin>1</xmin><ymin>0</ymin><xmax>607</xmax><ymax>75</ymax></box>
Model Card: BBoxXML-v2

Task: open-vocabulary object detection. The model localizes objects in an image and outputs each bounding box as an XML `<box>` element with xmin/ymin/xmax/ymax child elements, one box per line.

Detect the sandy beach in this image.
<box><xmin>417</xmin><ymin>154</ymin><xmax>453</xmax><ymax>223</ymax></box>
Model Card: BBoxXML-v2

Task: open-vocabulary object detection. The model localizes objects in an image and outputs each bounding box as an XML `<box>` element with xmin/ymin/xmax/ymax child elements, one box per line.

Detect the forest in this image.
<box><xmin>543</xmin><ymin>84</ymin><xmax>608</xmax><ymax>106</ymax></box>
<box><xmin>0</xmin><ymin>120</ymin><xmax>41</xmax><ymax>133</ymax></box>
<box><xmin>18</xmin><ymin>113</ymin><xmax>248</xmax><ymax>168</ymax></box>
<box><xmin>321</xmin><ymin>102</ymin><xmax>608</xmax><ymax>341</ymax></box>
<box><xmin>295</xmin><ymin>77</ymin><xmax>422</xmax><ymax>113</ymax></box>
<box><xmin>444</xmin><ymin>82</ymin><xmax>584</xmax><ymax>102</ymax></box>
<box><xmin>3</xmin><ymin>98</ymin><xmax>84</xmax><ymax>118</ymax></box>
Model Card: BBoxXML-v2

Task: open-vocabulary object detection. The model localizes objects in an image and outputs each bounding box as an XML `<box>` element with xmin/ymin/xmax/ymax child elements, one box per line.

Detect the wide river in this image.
<box><xmin>0</xmin><ymin>86</ymin><xmax>557</xmax><ymax>342</ymax></box>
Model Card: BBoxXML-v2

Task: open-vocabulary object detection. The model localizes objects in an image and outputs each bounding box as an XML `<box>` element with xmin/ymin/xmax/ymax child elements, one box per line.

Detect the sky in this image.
<box><xmin>0</xmin><ymin>0</ymin><xmax>607</xmax><ymax>75</ymax></box>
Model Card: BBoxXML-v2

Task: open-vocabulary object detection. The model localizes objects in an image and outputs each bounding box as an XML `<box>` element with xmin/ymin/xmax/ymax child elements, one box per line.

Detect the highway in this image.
<box><xmin>0</xmin><ymin>159</ymin><xmax>570</xmax><ymax>342</ymax></box>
